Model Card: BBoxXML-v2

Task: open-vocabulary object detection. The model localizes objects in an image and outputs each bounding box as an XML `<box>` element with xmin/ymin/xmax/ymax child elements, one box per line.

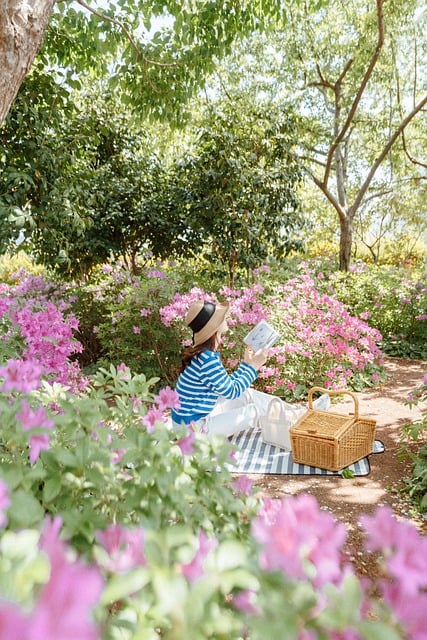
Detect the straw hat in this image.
<box><xmin>185</xmin><ymin>300</ymin><xmax>229</xmax><ymax>347</ymax></box>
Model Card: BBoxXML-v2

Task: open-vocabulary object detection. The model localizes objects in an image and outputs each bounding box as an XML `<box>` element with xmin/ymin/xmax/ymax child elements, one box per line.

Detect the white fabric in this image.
<box><xmin>195</xmin><ymin>388</ymin><xmax>304</xmax><ymax>439</ymax></box>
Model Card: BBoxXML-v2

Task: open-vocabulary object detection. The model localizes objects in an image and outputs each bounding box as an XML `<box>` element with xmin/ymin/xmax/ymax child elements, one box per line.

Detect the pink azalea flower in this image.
<box><xmin>380</xmin><ymin>582</ymin><xmax>427</xmax><ymax>639</ymax></box>
<box><xmin>96</xmin><ymin>524</ymin><xmax>146</xmax><ymax>573</ymax></box>
<box><xmin>142</xmin><ymin>407</ymin><xmax>164</xmax><ymax>433</ymax></box>
<box><xmin>16</xmin><ymin>400</ymin><xmax>54</xmax><ymax>432</ymax></box>
<box><xmin>30</xmin><ymin>516</ymin><xmax>104</xmax><ymax>640</ymax></box>
<box><xmin>132</xmin><ymin>326</ymin><xmax>141</xmax><ymax>334</ymax></box>
<box><xmin>111</xmin><ymin>448</ymin><xmax>127</xmax><ymax>464</ymax></box>
<box><xmin>0</xmin><ymin>480</ymin><xmax>10</xmax><ymax>528</ymax></box>
<box><xmin>16</xmin><ymin>400</ymin><xmax>54</xmax><ymax>463</ymax></box>
<box><xmin>231</xmin><ymin>589</ymin><xmax>261</xmax><ymax>616</ymax></box>
<box><xmin>361</xmin><ymin>506</ymin><xmax>427</xmax><ymax>595</ymax></box>
<box><xmin>177</xmin><ymin>429</ymin><xmax>196</xmax><ymax>456</ymax></box>
<box><xmin>155</xmin><ymin>386</ymin><xmax>181</xmax><ymax>411</ymax></box>
<box><xmin>181</xmin><ymin>531</ymin><xmax>218</xmax><ymax>583</ymax></box>
<box><xmin>0</xmin><ymin>358</ymin><xmax>43</xmax><ymax>393</ymax></box>
<box><xmin>233</xmin><ymin>475</ymin><xmax>253</xmax><ymax>496</ymax></box>
<box><xmin>228</xmin><ymin>450</ymin><xmax>237</xmax><ymax>462</ymax></box>
<box><xmin>252</xmin><ymin>494</ymin><xmax>348</xmax><ymax>588</ymax></box>
<box><xmin>116</xmin><ymin>363</ymin><xmax>131</xmax><ymax>379</ymax></box>
<box><xmin>0</xmin><ymin>603</ymin><xmax>29</xmax><ymax>639</ymax></box>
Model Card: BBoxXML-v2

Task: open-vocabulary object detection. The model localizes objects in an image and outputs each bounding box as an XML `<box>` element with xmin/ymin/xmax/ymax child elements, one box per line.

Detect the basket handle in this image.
<box><xmin>307</xmin><ymin>387</ymin><xmax>359</xmax><ymax>418</ymax></box>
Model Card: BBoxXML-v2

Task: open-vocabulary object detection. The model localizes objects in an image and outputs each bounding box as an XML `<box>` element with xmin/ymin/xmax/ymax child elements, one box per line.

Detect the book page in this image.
<box><xmin>243</xmin><ymin>320</ymin><xmax>280</xmax><ymax>352</ymax></box>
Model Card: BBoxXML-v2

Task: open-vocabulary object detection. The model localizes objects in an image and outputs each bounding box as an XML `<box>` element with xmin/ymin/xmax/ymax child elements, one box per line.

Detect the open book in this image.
<box><xmin>243</xmin><ymin>320</ymin><xmax>280</xmax><ymax>352</ymax></box>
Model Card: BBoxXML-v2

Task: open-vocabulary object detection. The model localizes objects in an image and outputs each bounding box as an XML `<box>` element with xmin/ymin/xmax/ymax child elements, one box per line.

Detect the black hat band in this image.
<box><xmin>188</xmin><ymin>302</ymin><xmax>216</xmax><ymax>333</ymax></box>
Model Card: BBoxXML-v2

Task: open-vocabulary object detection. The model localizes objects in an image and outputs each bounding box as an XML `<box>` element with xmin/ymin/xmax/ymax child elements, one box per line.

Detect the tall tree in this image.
<box><xmin>0</xmin><ymin>0</ymin><xmax>291</xmax><ymax>125</ymax></box>
<box><xmin>170</xmin><ymin>98</ymin><xmax>304</xmax><ymax>286</ymax></box>
<box><xmin>0</xmin><ymin>76</ymin><xmax>168</xmax><ymax>276</ymax></box>
<box><xmin>215</xmin><ymin>0</ymin><xmax>427</xmax><ymax>270</ymax></box>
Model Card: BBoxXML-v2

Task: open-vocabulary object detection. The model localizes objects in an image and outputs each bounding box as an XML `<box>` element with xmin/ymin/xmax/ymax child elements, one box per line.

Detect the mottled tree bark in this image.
<box><xmin>0</xmin><ymin>0</ymin><xmax>56</xmax><ymax>124</ymax></box>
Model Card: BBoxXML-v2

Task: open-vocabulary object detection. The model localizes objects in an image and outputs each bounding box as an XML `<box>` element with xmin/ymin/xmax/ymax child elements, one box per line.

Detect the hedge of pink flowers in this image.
<box><xmin>0</xmin><ymin>272</ymin><xmax>86</xmax><ymax>392</ymax></box>
<box><xmin>0</xmin><ymin>264</ymin><xmax>426</xmax><ymax>637</ymax></box>
<box><xmin>160</xmin><ymin>272</ymin><xmax>385</xmax><ymax>398</ymax></box>
<box><xmin>1</xmin><ymin>476</ymin><xmax>427</xmax><ymax>638</ymax></box>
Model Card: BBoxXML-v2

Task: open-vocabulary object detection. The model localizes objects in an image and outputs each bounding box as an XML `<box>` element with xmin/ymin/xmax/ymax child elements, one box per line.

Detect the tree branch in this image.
<box><xmin>74</xmin><ymin>0</ymin><xmax>178</xmax><ymax>68</ymax></box>
<box><xmin>323</xmin><ymin>0</ymin><xmax>385</xmax><ymax>187</ymax></box>
<box><xmin>305</xmin><ymin>169</ymin><xmax>347</xmax><ymax>224</ymax></box>
<box><xmin>401</xmin><ymin>128</ymin><xmax>427</xmax><ymax>171</ymax></box>
<box><xmin>350</xmin><ymin>94</ymin><xmax>427</xmax><ymax>215</ymax></box>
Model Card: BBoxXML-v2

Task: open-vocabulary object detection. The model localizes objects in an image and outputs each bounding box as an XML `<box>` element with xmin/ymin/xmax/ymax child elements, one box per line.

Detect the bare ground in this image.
<box><xmin>252</xmin><ymin>357</ymin><xmax>427</xmax><ymax>577</ymax></box>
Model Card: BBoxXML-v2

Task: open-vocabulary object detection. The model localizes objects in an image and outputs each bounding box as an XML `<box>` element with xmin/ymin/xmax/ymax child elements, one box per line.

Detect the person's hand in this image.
<box><xmin>243</xmin><ymin>346</ymin><xmax>269</xmax><ymax>370</ymax></box>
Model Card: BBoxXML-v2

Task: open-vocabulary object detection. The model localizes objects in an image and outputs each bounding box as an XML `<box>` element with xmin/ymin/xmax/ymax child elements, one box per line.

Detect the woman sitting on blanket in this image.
<box><xmin>171</xmin><ymin>299</ymin><xmax>326</xmax><ymax>439</ymax></box>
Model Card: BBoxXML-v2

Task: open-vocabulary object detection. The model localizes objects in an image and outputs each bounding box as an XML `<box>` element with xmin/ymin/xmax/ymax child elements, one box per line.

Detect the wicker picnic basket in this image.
<box><xmin>289</xmin><ymin>387</ymin><xmax>376</xmax><ymax>471</ymax></box>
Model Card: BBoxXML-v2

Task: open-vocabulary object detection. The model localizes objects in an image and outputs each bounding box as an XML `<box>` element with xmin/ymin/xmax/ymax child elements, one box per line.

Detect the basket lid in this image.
<box><xmin>290</xmin><ymin>410</ymin><xmax>356</xmax><ymax>441</ymax></box>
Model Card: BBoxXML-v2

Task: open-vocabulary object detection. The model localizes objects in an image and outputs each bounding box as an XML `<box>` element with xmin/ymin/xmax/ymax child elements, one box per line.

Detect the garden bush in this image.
<box><xmin>66</xmin><ymin>260</ymin><xmax>387</xmax><ymax>401</ymax></box>
<box><xmin>1</xmin><ymin>260</ymin><xmax>427</xmax><ymax>638</ymax></box>
<box><xmin>314</xmin><ymin>261</ymin><xmax>426</xmax><ymax>360</ymax></box>
<box><xmin>70</xmin><ymin>260</ymin><xmax>184</xmax><ymax>384</ymax></box>
<box><xmin>401</xmin><ymin>374</ymin><xmax>427</xmax><ymax>513</ymax></box>
<box><xmin>0</xmin><ymin>270</ymin><xmax>85</xmax><ymax>391</ymax></box>
<box><xmin>0</xmin><ymin>357</ymin><xmax>427</xmax><ymax>638</ymax></box>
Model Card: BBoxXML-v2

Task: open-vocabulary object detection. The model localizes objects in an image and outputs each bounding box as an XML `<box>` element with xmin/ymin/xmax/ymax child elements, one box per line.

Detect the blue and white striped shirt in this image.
<box><xmin>171</xmin><ymin>350</ymin><xmax>258</xmax><ymax>425</ymax></box>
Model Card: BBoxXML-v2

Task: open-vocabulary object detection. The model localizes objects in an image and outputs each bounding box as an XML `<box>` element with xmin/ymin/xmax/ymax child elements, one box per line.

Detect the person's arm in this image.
<box><xmin>199</xmin><ymin>351</ymin><xmax>257</xmax><ymax>400</ymax></box>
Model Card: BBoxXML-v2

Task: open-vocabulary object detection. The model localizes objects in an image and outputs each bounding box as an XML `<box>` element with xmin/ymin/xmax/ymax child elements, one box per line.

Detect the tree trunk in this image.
<box><xmin>339</xmin><ymin>214</ymin><xmax>353</xmax><ymax>271</ymax></box>
<box><xmin>0</xmin><ymin>0</ymin><xmax>56</xmax><ymax>125</ymax></box>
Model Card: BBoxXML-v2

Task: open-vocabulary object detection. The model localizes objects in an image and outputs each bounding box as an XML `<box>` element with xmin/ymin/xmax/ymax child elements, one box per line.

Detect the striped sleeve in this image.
<box><xmin>198</xmin><ymin>351</ymin><xmax>257</xmax><ymax>399</ymax></box>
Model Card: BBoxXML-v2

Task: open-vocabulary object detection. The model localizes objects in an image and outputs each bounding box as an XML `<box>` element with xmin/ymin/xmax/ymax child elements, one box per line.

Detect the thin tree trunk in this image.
<box><xmin>0</xmin><ymin>0</ymin><xmax>56</xmax><ymax>125</ymax></box>
<box><xmin>339</xmin><ymin>214</ymin><xmax>353</xmax><ymax>271</ymax></box>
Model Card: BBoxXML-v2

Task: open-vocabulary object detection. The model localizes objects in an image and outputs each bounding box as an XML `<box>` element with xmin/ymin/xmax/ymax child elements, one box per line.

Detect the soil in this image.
<box><xmin>252</xmin><ymin>357</ymin><xmax>427</xmax><ymax>578</ymax></box>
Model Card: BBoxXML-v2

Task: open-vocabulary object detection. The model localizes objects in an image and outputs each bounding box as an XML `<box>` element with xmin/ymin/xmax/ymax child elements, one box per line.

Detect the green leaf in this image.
<box><xmin>341</xmin><ymin>469</ymin><xmax>355</xmax><ymax>478</ymax></box>
<box><xmin>357</xmin><ymin>620</ymin><xmax>403</xmax><ymax>640</ymax></box>
<box><xmin>43</xmin><ymin>476</ymin><xmax>62</xmax><ymax>502</ymax></box>
<box><xmin>214</xmin><ymin>540</ymin><xmax>248</xmax><ymax>571</ymax></box>
<box><xmin>101</xmin><ymin>568</ymin><xmax>150</xmax><ymax>604</ymax></box>
<box><xmin>0</xmin><ymin>465</ymin><xmax>24</xmax><ymax>489</ymax></box>
<box><xmin>8</xmin><ymin>490</ymin><xmax>44</xmax><ymax>528</ymax></box>
<box><xmin>55</xmin><ymin>449</ymin><xmax>78</xmax><ymax>467</ymax></box>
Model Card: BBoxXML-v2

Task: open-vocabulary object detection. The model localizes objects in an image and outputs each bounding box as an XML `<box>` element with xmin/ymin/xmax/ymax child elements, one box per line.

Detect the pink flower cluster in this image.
<box><xmin>274</xmin><ymin>273</ymin><xmax>383</xmax><ymax>388</ymax></box>
<box><xmin>252</xmin><ymin>494</ymin><xmax>349</xmax><ymax>588</ymax></box>
<box><xmin>252</xmin><ymin>496</ymin><xmax>427</xmax><ymax>637</ymax></box>
<box><xmin>141</xmin><ymin>385</ymin><xmax>180</xmax><ymax>433</ymax></box>
<box><xmin>16</xmin><ymin>399</ymin><xmax>55</xmax><ymax>463</ymax></box>
<box><xmin>181</xmin><ymin>530</ymin><xmax>218</xmax><ymax>582</ymax></box>
<box><xmin>0</xmin><ymin>273</ymin><xmax>86</xmax><ymax>391</ymax></box>
<box><xmin>360</xmin><ymin>506</ymin><xmax>427</xmax><ymax>639</ymax></box>
<box><xmin>0</xmin><ymin>516</ymin><xmax>103</xmax><ymax>640</ymax></box>
<box><xmin>159</xmin><ymin>277</ymin><xmax>383</xmax><ymax>392</ymax></box>
<box><xmin>0</xmin><ymin>358</ymin><xmax>43</xmax><ymax>394</ymax></box>
<box><xmin>0</xmin><ymin>480</ymin><xmax>10</xmax><ymax>527</ymax></box>
<box><xmin>12</xmin><ymin>302</ymin><xmax>83</xmax><ymax>387</ymax></box>
<box><xmin>96</xmin><ymin>524</ymin><xmax>146</xmax><ymax>573</ymax></box>
<box><xmin>0</xmin><ymin>359</ymin><xmax>55</xmax><ymax>462</ymax></box>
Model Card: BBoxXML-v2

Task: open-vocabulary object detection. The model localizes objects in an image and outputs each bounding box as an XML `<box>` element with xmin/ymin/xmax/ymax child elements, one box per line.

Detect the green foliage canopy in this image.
<box><xmin>41</xmin><ymin>0</ymin><xmax>298</xmax><ymax>123</ymax></box>
<box><xmin>168</xmin><ymin>99</ymin><xmax>304</xmax><ymax>284</ymax></box>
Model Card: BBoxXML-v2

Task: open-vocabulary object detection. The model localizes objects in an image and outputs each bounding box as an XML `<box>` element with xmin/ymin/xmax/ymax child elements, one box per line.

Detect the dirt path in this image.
<box><xmin>254</xmin><ymin>357</ymin><xmax>427</xmax><ymax>576</ymax></box>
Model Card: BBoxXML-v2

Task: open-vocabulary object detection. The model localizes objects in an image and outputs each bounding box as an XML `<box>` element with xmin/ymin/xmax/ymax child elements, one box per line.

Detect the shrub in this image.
<box><xmin>0</xmin><ymin>358</ymin><xmax>427</xmax><ymax>639</ymax></box>
<box><xmin>161</xmin><ymin>274</ymin><xmax>386</xmax><ymax>401</ymax></box>
<box><xmin>401</xmin><ymin>373</ymin><xmax>427</xmax><ymax>512</ymax></box>
<box><xmin>0</xmin><ymin>271</ymin><xmax>85</xmax><ymax>391</ymax></box>
<box><xmin>73</xmin><ymin>261</ymin><xmax>183</xmax><ymax>386</ymax></box>
<box><xmin>322</xmin><ymin>263</ymin><xmax>427</xmax><ymax>360</ymax></box>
